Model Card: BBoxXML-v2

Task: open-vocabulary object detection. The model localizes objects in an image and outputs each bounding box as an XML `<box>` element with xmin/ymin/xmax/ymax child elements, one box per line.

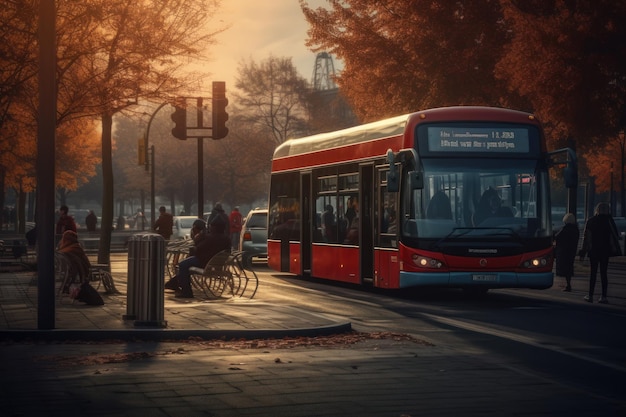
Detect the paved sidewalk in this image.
<box><xmin>2</xmin><ymin>253</ymin><xmax>626</xmax><ymax>341</ymax></box>
<box><xmin>1</xmin><ymin>254</ymin><xmax>625</xmax><ymax>416</ymax></box>
<box><xmin>0</xmin><ymin>253</ymin><xmax>351</xmax><ymax>341</ymax></box>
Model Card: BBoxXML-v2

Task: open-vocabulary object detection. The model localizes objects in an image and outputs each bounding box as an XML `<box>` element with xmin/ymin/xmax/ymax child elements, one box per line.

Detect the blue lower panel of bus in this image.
<box><xmin>399</xmin><ymin>271</ymin><xmax>553</xmax><ymax>289</ymax></box>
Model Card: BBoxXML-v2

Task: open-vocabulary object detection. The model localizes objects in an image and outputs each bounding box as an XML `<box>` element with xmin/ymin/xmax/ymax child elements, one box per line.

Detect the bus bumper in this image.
<box><xmin>399</xmin><ymin>271</ymin><xmax>553</xmax><ymax>290</ymax></box>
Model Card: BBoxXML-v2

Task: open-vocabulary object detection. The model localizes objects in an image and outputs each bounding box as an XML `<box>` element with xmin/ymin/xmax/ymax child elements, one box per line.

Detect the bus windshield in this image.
<box><xmin>402</xmin><ymin>158</ymin><xmax>551</xmax><ymax>240</ymax></box>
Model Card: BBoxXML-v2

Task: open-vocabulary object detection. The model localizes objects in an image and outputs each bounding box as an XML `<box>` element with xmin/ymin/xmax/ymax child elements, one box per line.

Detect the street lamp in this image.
<box><xmin>145</xmin><ymin>102</ymin><xmax>169</xmax><ymax>225</ymax></box>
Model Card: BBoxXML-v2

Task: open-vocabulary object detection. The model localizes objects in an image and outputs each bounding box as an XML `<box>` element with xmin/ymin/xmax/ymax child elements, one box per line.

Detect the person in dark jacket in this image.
<box><xmin>170</xmin><ymin>217</ymin><xmax>231</xmax><ymax>298</ymax></box>
<box><xmin>554</xmin><ymin>213</ymin><xmax>579</xmax><ymax>292</ymax></box>
<box><xmin>207</xmin><ymin>203</ymin><xmax>230</xmax><ymax>237</ymax></box>
<box><xmin>153</xmin><ymin>206</ymin><xmax>173</xmax><ymax>240</ymax></box>
<box><xmin>56</xmin><ymin>205</ymin><xmax>77</xmax><ymax>235</ymax></box>
<box><xmin>579</xmin><ymin>202</ymin><xmax>622</xmax><ymax>303</ymax></box>
<box><xmin>85</xmin><ymin>210</ymin><xmax>97</xmax><ymax>232</ymax></box>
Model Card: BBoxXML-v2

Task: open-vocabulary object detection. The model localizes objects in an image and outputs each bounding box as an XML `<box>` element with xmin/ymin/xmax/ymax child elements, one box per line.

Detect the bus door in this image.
<box><xmin>301</xmin><ymin>172</ymin><xmax>312</xmax><ymax>276</ymax></box>
<box><xmin>360</xmin><ymin>164</ymin><xmax>374</xmax><ymax>284</ymax></box>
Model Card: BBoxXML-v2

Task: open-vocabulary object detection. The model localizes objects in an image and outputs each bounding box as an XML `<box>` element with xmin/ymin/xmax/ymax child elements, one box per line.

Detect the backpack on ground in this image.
<box><xmin>76</xmin><ymin>281</ymin><xmax>104</xmax><ymax>306</ymax></box>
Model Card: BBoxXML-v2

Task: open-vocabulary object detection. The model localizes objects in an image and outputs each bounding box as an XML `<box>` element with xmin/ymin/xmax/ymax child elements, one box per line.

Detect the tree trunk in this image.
<box><xmin>0</xmin><ymin>167</ymin><xmax>5</xmax><ymax>230</ymax></box>
<box><xmin>17</xmin><ymin>184</ymin><xmax>26</xmax><ymax>234</ymax></box>
<box><xmin>98</xmin><ymin>112</ymin><xmax>114</xmax><ymax>265</ymax></box>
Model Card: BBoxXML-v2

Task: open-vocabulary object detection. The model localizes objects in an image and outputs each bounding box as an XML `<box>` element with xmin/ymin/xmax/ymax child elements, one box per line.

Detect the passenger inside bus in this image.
<box><xmin>386</xmin><ymin>209</ymin><xmax>397</xmax><ymax>234</ymax></box>
<box><xmin>341</xmin><ymin>196</ymin><xmax>359</xmax><ymax>243</ymax></box>
<box><xmin>344</xmin><ymin>216</ymin><xmax>359</xmax><ymax>244</ymax></box>
<box><xmin>427</xmin><ymin>191</ymin><xmax>453</xmax><ymax>220</ymax></box>
<box><xmin>345</xmin><ymin>196</ymin><xmax>358</xmax><ymax>227</ymax></box>
<box><xmin>322</xmin><ymin>204</ymin><xmax>336</xmax><ymax>242</ymax></box>
<box><xmin>473</xmin><ymin>187</ymin><xmax>514</xmax><ymax>226</ymax></box>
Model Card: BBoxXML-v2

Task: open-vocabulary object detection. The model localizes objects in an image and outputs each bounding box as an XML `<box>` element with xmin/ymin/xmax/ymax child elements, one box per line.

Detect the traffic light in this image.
<box><xmin>138</xmin><ymin>137</ymin><xmax>145</xmax><ymax>166</ymax></box>
<box><xmin>212</xmin><ymin>81</ymin><xmax>229</xmax><ymax>139</ymax></box>
<box><xmin>171</xmin><ymin>98</ymin><xmax>187</xmax><ymax>140</ymax></box>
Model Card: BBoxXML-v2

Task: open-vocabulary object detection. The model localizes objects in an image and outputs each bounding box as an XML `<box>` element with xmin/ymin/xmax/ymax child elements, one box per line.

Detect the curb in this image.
<box><xmin>0</xmin><ymin>322</ymin><xmax>353</xmax><ymax>343</ymax></box>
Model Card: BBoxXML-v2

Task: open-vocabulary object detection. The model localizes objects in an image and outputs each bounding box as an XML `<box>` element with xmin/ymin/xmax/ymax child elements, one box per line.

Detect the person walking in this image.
<box><xmin>153</xmin><ymin>206</ymin><xmax>173</xmax><ymax>240</ymax></box>
<box><xmin>116</xmin><ymin>214</ymin><xmax>126</xmax><ymax>231</ymax></box>
<box><xmin>554</xmin><ymin>213</ymin><xmax>579</xmax><ymax>292</ymax></box>
<box><xmin>56</xmin><ymin>205</ymin><xmax>77</xmax><ymax>235</ymax></box>
<box><xmin>579</xmin><ymin>202</ymin><xmax>622</xmax><ymax>303</ymax></box>
<box><xmin>85</xmin><ymin>210</ymin><xmax>97</xmax><ymax>232</ymax></box>
<box><xmin>229</xmin><ymin>206</ymin><xmax>243</xmax><ymax>250</ymax></box>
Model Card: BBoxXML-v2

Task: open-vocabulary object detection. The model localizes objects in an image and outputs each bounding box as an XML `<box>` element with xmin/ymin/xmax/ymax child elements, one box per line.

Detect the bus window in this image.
<box><xmin>342</xmin><ymin>195</ymin><xmax>359</xmax><ymax>244</ymax></box>
<box><xmin>379</xmin><ymin>184</ymin><xmax>398</xmax><ymax>248</ymax></box>
<box><xmin>405</xmin><ymin>159</ymin><xmax>548</xmax><ymax>239</ymax></box>
<box><xmin>337</xmin><ymin>172</ymin><xmax>359</xmax><ymax>243</ymax></box>
<box><xmin>268</xmin><ymin>172</ymin><xmax>300</xmax><ymax>241</ymax></box>
<box><xmin>314</xmin><ymin>173</ymin><xmax>338</xmax><ymax>243</ymax></box>
<box><xmin>316</xmin><ymin>196</ymin><xmax>338</xmax><ymax>243</ymax></box>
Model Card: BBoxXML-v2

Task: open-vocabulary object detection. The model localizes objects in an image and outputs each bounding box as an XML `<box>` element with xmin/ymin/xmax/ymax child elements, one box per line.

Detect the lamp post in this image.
<box><xmin>145</xmin><ymin>103</ymin><xmax>169</xmax><ymax>225</ymax></box>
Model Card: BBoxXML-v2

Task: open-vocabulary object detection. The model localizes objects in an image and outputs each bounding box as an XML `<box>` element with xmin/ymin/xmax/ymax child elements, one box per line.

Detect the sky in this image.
<box><xmin>204</xmin><ymin>0</ymin><xmax>337</xmax><ymax>91</ymax></box>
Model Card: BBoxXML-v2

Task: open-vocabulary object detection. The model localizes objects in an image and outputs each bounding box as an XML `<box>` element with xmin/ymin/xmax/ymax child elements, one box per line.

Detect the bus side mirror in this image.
<box><xmin>555</xmin><ymin>147</ymin><xmax>578</xmax><ymax>189</ymax></box>
<box><xmin>564</xmin><ymin>165</ymin><xmax>577</xmax><ymax>189</ymax></box>
<box><xmin>564</xmin><ymin>148</ymin><xmax>578</xmax><ymax>189</ymax></box>
<box><xmin>408</xmin><ymin>171</ymin><xmax>423</xmax><ymax>190</ymax></box>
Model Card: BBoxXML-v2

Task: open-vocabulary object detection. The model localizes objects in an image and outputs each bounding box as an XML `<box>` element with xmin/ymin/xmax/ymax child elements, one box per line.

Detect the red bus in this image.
<box><xmin>267</xmin><ymin>106</ymin><xmax>577</xmax><ymax>292</ymax></box>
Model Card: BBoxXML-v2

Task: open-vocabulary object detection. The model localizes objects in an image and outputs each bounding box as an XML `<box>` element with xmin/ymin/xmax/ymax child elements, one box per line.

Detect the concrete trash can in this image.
<box><xmin>124</xmin><ymin>233</ymin><xmax>167</xmax><ymax>327</ymax></box>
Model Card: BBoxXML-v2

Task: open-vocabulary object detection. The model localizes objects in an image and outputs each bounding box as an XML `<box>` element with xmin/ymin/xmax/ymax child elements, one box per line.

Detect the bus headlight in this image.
<box><xmin>521</xmin><ymin>255</ymin><xmax>551</xmax><ymax>269</ymax></box>
<box><xmin>412</xmin><ymin>254</ymin><xmax>444</xmax><ymax>269</ymax></box>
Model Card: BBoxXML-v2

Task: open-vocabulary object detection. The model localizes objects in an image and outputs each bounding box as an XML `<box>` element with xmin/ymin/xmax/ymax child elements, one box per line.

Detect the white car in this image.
<box><xmin>239</xmin><ymin>208</ymin><xmax>268</xmax><ymax>267</ymax></box>
<box><xmin>172</xmin><ymin>216</ymin><xmax>204</xmax><ymax>240</ymax></box>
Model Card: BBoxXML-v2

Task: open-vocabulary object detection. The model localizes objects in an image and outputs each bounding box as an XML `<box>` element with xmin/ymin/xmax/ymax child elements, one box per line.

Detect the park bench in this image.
<box><xmin>55</xmin><ymin>252</ymin><xmax>118</xmax><ymax>303</ymax></box>
<box><xmin>165</xmin><ymin>238</ymin><xmax>194</xmax><ymax>279</ymax></box>
<box><xmin>189</xmin><ymin>250</ymin><xmax>258</xmax><ymax>299</ymax></box>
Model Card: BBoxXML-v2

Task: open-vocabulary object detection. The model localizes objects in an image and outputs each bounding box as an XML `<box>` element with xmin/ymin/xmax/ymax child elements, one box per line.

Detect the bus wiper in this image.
<box><xmin>468</xmin><ymin>226</ymin><xmax>523</xmax><ymax>238</ymax></box>
<box><xmin>432</xmin><ymin>227</ymin><xmax>474</xmax><ymax>249</ymax></box>
<box><xmin>432</xmin><ymin>227</ymin><xmax>522</xmax><ymax>250</ymax></box>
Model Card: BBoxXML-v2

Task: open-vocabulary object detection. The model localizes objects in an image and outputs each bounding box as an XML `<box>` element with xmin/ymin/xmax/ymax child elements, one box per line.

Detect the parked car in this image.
<box><xmin>172</xmin><ymin>216</ymin><xmax>203</xmax><ymax>240</ymax></box>
<box><xmin>239</xmin><ymin>208</ymin><xmax>268</xmax><ymax>267</ymax></box>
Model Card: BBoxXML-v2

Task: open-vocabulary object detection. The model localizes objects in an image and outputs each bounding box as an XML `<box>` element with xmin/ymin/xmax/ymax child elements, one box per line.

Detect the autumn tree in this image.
<box><xmin>300</xmin><ymin>0</ymin><xmax>519</xmax><ymax>121</ymax></box>
<box><xmin>0</xmin><ymin>99</ymin><xmax>101</xmax><ymax>232</ymax></box>
<box><xmin>234</xmin><ymin>56</ymin><xmax>311</xmax><ymax>146</ymax></box>
<box><xmin>111</xmin><ymin>115</ymin><xmax>149</xmax><ymax>216</ymax></box>
<box><xmin>497</xmin><ymin>0</ymin><xmax>626</xmax><ymax>145</ymax></box>
<box><xmin>47</xmin><ymin>0</ymin><xmax>225</xmax><ymax>264</ymax></box>
<box><xmin>202</xmin><ymin>113</ymin><xmax>275</xmax><ymax>207</ymax></box>
<box><xmin>496</xmin><ymin>0</ymin><xmax>626</xmax><ymax>211</ymax></box>
<box><xmin>108</xmin><ymin>100</ymin><xmax>273</xmax><ymax>221</ymax></box>
<box><xmin>0</xmin><ymin>1</ymin><xmax>38</xmax><ymax>230</ymax></box>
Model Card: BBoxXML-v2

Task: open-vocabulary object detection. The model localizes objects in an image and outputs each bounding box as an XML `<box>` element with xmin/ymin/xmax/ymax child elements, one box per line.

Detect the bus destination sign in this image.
<box><xmin>427</xmin><ymin>127</ymin><xmax>530</xmax><ymax>153</ymax></box>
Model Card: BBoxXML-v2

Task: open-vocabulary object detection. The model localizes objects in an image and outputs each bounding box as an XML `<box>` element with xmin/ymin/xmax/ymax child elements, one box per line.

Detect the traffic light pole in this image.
<box><xmin>168</xmin><ymin>84</ymin><xmax>228</xmax><ymax>218</ymax></box>
<box><xmin>196</xmin><ymin>97</ymin><xmax>204</xmax><ymax>218</ymax></box>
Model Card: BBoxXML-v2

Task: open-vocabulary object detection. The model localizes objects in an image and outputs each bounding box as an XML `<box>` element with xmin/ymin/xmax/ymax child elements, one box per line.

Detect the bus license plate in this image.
<box><xmin>472</xmin><ymin>274</ymin><xmax>497</xmax><ymax>282</ymax></box>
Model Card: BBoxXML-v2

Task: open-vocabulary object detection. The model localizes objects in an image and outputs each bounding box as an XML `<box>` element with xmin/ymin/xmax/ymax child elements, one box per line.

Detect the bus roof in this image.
<box><xmin>273</xmin><ymin>106</ymin><xmax>540</xmax><ymax>160</ymax></box>
<box><xmin>273</xmin><ymin>114</ymin><xmax>410</xmax><ymax>159</ymax></box>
